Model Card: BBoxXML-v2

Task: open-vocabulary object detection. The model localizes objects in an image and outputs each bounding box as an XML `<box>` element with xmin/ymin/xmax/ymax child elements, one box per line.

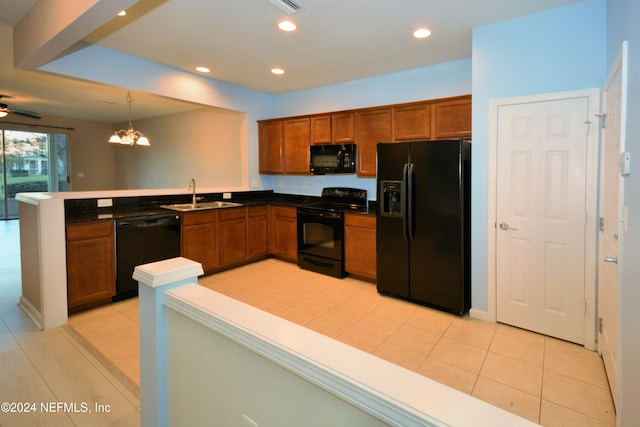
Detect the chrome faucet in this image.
<box><xmin>187</xmin><ymin>178</ymin><xmax>196</xmax><ymax>205</ymax></box>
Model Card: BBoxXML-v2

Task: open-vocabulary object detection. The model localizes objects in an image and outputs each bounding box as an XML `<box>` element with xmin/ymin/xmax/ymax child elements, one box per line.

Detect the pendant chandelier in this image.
<box><xmin>108</xmin><ymin>92</ymin><xmax>150</xmax><ymax>146</ymax></box>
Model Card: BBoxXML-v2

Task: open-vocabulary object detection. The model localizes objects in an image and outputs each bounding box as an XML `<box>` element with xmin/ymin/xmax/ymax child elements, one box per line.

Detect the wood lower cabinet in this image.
<box><xmin>247</xmin><ymin>205</ymin><xmax>268</xmax><ymax>259</ymax></box>
<box><xmin>181</xmin><ymin>210</ymin><xmax>218</xmax><ymax>273</ymax></box>
<box><xmin>66</xmin><ymin>220</ymin><xmax>115</xmax><ymax>312</ymax></box>
<box><xmin>218</xmin><ymin>207</ymin><xmax>248</xmax><ymax>268</ymax></box>
<box><xmin>344</xmin><ymin>214</ymin><xmax>377</xmax><ymax>281</ymax></box>
<box><xmin>183</xmin><ymin>206</ymin><xmax>269</xmax><ymax>273</ymax></box>
<box><xmin>269</xmin><ymin>205</ymin><xmax>297</xmax><ymax>262</ymax></box>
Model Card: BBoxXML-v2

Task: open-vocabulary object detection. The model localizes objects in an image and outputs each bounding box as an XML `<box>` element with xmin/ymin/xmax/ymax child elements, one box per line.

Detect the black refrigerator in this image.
<box><xmin>376</xmin><ymin>139</ymin><xmax>471</xmax><ymax>314</ymax></box>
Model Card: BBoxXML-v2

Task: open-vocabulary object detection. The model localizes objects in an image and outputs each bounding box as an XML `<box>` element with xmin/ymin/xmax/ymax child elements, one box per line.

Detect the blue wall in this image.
<box><xmin>471</xmin><ymin>0</ymin><xmax>607</xmax><ymax>313</ymax></box>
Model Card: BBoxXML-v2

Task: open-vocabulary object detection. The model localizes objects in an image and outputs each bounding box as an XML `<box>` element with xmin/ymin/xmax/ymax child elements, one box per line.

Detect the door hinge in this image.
<box><xmin>599</xmin><ymin>217</ymin><xmax>605</xmax><ymax>232</ymax></box>
<box><xmin>598</xmin><ymin>317</ymin><xmax>603</xmax><ymax>333</ymax></box>
<box><xmin>596</xmin><ymin>113</ymin><xmax>607</xmax><ymax>129</ymax></box>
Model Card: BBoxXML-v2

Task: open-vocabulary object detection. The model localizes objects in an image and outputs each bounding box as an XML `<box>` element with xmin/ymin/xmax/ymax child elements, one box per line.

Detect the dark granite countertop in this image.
<box><xmin>63</xmin><ymin>190</ymin><xmax>324</xmax><ymax>224</ymax></box>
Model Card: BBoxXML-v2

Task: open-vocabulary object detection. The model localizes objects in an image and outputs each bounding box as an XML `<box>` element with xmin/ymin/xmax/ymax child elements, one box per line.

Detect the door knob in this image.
<box><xmin>499</xmin><ymin>223</ymin><xmax>518</xmax><ymax>231</ymax></box>
<box><xmin>604</xmin><ymin>257</ymin><xmax>618</xmax><ymax>263</ymax></box>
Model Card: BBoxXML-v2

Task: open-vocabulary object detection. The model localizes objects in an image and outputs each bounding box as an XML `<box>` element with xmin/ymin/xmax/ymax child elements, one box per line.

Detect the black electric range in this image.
<box><xmin>297</xmin><ymin>188</ymin><xmax>367</xmax><ymax>278</ymax></box>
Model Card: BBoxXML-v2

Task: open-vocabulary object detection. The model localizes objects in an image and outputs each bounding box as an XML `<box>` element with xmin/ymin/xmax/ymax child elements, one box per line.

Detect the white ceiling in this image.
<box><xmin>0</xmin><ymin>0</ymin><xmax>583</xmax><ymax>123</ymax></box>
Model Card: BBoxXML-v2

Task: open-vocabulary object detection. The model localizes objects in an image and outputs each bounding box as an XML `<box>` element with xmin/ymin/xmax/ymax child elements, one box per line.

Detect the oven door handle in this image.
<box><xmin>299</xmin><ymin>210</ymin><xmax>342</xmax><ymax>220</ymax></box>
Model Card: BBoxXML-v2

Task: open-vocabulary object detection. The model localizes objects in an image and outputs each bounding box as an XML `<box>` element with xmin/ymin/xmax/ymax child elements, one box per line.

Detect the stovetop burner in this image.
<box><xmin>301</xmin><ymin>187</ymin><xmax>368</xmax><ymax>213</ymax></box>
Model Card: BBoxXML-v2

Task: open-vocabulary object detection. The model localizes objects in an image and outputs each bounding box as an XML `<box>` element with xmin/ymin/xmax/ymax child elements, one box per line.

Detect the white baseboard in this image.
<box><xmin>469</xmin><ymin>308</ymin><xmax>492</xmax><ymax>322</ymax></box>
<box><xmin>19</xmin><ymin>296</ymin><xmax>43</xmax><ymax>330</ymax></box>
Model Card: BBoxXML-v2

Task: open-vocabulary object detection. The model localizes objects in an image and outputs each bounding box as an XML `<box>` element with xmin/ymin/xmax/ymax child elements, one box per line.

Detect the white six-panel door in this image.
<box><xmin>495</xmin><ymin>97</ymin><xmax>591</xmax><ymax>344</ymax></box>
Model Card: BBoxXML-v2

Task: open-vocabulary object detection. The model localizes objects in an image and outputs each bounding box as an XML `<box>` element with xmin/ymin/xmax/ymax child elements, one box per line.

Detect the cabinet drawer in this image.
<box><xmin>271</xmin><ymin>205</ymin><xmax>297</xmax><ymax>218</ymax></box>
<box><xmin>248</xmin><ymin>205</ymin><xmax>268</xmax><ymax>217</ymax></box>
<box><xmin>66</xmin><ymin>220</ymin><xmax>113</xmax><ymax>241</ymax></box>
<box><xmin>182</xmin><ymin>210</ymin><xmax>217</xmax><ymax>226</ymax></box>
<box><xmin>345</xmin><ymin>214</ymin><xmax>376</xmax><ymax>228</ymax></box>
<box><xmin>219</xmin><ymin>207</ymin><xmax>247</xmax><ymax>221</ymax></box>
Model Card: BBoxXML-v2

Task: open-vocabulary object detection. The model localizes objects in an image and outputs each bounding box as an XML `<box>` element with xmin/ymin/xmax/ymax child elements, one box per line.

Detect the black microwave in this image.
<box><xmin>309</xmin><ymin>143</ymin><xmax>356</xmax><ymax>174</ymax></box>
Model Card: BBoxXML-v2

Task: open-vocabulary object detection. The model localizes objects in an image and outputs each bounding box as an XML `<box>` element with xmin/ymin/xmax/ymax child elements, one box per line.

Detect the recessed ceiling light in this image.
<box><xmin>117</xmin><ymin>10</ymin><xmax>127</xmax><ymax>17</ymax></box>
<box><xmin>278</xmin><ymin>20</ymin><xmax>297</xmax><ymax>32</ymax></box>
<box><xmin>271</xmin><ymin>68</ymin><xmax>285</xmax><ymax>75</ymax></box>
<box><xmin>413</xmin><ymin>28</ymin><xmax>432</xmax><ymax>39</ymax></box>
<box><xmin>196</xmin><ymin>66</ymin><xmax>211</xmax><ymax>73</ymax></box>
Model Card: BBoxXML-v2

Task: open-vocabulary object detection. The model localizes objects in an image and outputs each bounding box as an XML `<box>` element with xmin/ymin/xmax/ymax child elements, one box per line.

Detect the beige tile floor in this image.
<box><xmin>0</xmin><ymin>220</ymin><xmax>140</xmax><ymax>427</ymax></box>
<box><xmin>68</xmin><ymin>258</ymin><xmax>616</xmax><ymax>426</ymax></box>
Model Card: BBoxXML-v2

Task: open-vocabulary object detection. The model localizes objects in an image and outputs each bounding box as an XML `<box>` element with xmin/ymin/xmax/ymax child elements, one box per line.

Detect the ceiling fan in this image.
<box><xmin>0</xmin><ymin>95</ymin><xmax>41</xmax><ymax>119</ymax></box>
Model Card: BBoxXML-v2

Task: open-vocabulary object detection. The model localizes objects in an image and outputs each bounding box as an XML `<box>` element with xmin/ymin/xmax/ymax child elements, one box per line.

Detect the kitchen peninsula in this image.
<box><xmin>16</xmin><ymin>188</ymin><xmax>375</xmax><ymax>330</ymax></box>
<box><xmin>16</xmin><ymin>188</ymin><xmax>269</xmax><ymax>330</ymax></box>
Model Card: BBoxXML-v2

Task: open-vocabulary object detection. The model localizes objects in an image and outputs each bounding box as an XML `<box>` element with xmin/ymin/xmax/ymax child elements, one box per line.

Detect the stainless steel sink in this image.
<box><xmin>161</xmin><ymin>201</ymin><xmax>243</xmax><ymax>212</ymax></box>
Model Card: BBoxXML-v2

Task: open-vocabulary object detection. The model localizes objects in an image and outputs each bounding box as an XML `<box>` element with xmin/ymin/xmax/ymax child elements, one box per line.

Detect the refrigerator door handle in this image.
<box><xmin>401</xmin><ymin>163</ymin><xmax>409</xmax><ymax>241</ymax></box>
<box><xmin>407</xmin><ymin>163</ymin><xmax>415</xmax><ymax>241</ymax></box>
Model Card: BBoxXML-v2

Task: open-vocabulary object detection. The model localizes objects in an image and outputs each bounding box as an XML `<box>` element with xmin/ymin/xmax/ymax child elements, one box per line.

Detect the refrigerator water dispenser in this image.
<box><xmin>380</xmin><ymin>180</ymin><xmax>402</xmax><ymax>216</ymax></box>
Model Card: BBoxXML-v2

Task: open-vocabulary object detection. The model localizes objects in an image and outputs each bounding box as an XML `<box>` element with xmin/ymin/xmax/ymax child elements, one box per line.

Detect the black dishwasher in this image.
<box><xmin>114</xmin><ymin>213</ymin><xmax>181</xmax><ymax>301</ymax></box>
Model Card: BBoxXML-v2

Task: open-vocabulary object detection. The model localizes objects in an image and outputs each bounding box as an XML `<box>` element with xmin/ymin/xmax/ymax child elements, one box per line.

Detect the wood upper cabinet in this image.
<box><xmin>259</xmin><ymin>118</ymin><xmax>310</xmax><ymax>174</ymax></box>
<box><xmin>312</xmin><ymin>113</ymin><xmax>356</xmax><ymax>145</ymax></box>
<box><xmin>356</xmin><ymin>108</ymin><xmax>393</xmax><ymax>177</ymax></box>
<box><xmin>344</xmin><ymin>214</ymin><xmax>376</xmax><ymax>281</ymax></box>
<box><xmin>394</xmin><ymin>102</ymin><xmax>432</xmax><ymax>141</ymax></box>
<box><xmin>181</xmin><ymin>210</ymin><xmax>218</xmax><ymax>273</ymax></box>
<box><xmin>66</xmin><ymin>220</ymin><xmax>115</xmax><ymax>311</ymax></box>
<box><xmin>247</xmin><ymin>205</ymin><xmax>268</xmax><ymax>259</ymax></box>
<box><xmin>332</xmin><ymin>112</ymin><xmax>356</xmax><ymax>143</ymax></box>
<box><xmin>258</xmin><ymin>95</ymin><xmax>471</xmax><ymax>176</ymax></box>
<box><xmin>283</xmin><ymin>117</ymin><xmax>311</xmax><ymax>174</ymax></box>
<box><xmin>311</xmin><ymin>115</ymin><xmax>332</xmax><ymax>144</ymax></box>
<box><xmin>433</xmin><ymin>97</ymin><xmax>472</xmax><ymax>139</ymax></box>
<box><xmin>258</xmin><ymin>120</ymin><xmax>284</xmax><ymax>174</ymax></box>
<box><xmin>218</xmin><ymin>207</ymin><xmax>248</xmax><ymax>267</ymax></box>
<box><xmin>269</xmin><ymin>205</ymin><xmax>297</xmax><ymax>262</ymax></box>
